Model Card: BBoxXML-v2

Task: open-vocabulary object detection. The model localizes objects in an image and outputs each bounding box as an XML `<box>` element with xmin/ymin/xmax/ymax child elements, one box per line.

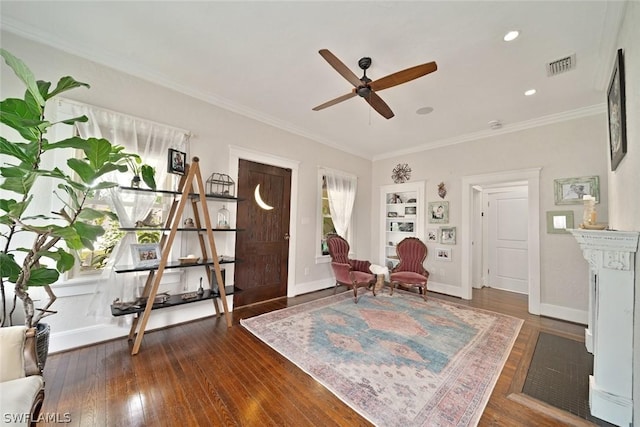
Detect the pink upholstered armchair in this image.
<box><xmin>326</xmin><ymin>234</ymin><xmax>376</xmax><ymax>303</ymax></box>
<box><xmin>390</xmin><ymin>237</ymin><xmax>430</xmax><ymax>300</ymax></box>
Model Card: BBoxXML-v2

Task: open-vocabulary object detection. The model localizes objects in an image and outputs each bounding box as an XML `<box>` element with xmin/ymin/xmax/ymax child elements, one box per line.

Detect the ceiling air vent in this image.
<box><xmin>546</xmin><ymin>54</ymin><xmax>576</xmax><ymax>77</ymax></box>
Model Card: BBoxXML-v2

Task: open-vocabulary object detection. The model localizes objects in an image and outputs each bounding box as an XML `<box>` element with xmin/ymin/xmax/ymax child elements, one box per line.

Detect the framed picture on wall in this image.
<box><xmin>607</xmin><ymin>48</ymin><xmax>627</xmax><ymax>171</ymax></box>
<box><xmin>546</xmin><ymin>210</ymin><xmax>574</xmax><ymax>234</ymax></box>
<box><xmin>167</xmin><ymin>148</ymin><xmax>186</xmax><ymax>175</ymax></box>
<box><xmin>439</xmin><ymin>227</ymin><xmax>456</xmax><ymax>245</ymax></box>
<box><xmin>553</xmin><ymin>176</ymin><xmax>600</xmax><ymax>205</ymax></box>
<box><xmin>435</xmin><ymin>247</ymin><xmax>452</xmax><ymax>261</ymax></box>
<box><xmin>428</xmin><ymin>201</ymin><xmax>449</xmax><ymax>224</ymax></box>
<box><xmin>427</xmin><ymin>228</ymin><xmax>439</xmax><ymax>242</ymax></box>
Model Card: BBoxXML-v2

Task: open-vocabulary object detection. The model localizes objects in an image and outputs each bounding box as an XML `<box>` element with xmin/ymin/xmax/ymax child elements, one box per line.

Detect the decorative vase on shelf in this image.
<box><xmin>217</xmin><ymin>205</ymin><xmax>230</xmax><ymax>229</ymax></box>
<box><xmin>131</xmin><ymin>175</ymin><xmax>141</xmax><ymax>188</ymax></box>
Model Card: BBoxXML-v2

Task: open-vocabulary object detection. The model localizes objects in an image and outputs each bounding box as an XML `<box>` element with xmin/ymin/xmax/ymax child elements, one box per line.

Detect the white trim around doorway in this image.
<box><xmin>461</xmin><ymin>168</ymin><xmax>541</xmax><ymax>315</ymax></box>
<box><xmin>228</xmin><ymin>145</ymin><xmax>300</xmax><ymax>298</ymax></box>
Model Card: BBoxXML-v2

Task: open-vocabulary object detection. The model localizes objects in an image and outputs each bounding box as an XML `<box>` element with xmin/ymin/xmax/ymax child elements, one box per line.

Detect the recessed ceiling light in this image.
<box><xmin>416</xmin><ymin>106</ymin><xmax>434</xmax><ymax>115</ymax></box>
<box><xmin>524</xmin><ymin>89</ymin><xmax>537</xmax><ymax>96</ymax></box>
<box><xmin>503</xmin><ymin>30</ymin><xmax>520</xmax><ymax>42</ymax></box>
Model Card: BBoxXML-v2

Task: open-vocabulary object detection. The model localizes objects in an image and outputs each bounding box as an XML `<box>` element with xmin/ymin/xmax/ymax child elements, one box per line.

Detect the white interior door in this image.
<box><xmin>487</xmin><ymin>189</ymin><xmax>528</xmax><ymax>294</ymax></box>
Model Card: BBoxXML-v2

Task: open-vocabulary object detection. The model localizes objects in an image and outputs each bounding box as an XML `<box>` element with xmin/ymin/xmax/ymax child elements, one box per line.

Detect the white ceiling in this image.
<box><xmin>0</xmin><ymin>1</ymin><xmax>626</xmax><ymax>160</ymax></box>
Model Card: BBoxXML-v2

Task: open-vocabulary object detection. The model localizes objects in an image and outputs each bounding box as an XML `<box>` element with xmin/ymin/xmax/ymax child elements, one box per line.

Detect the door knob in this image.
<box><xmin>284</xmin><ymin>233</ymin><xmax>290</xmax><ymax>240</ymax></box>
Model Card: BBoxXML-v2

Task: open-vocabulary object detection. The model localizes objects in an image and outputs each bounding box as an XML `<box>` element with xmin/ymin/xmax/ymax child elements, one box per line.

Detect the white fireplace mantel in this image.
<box><xmin>570</xmin><ymin>229</ymin><xmax>639</xmax><ymax>427</ymax></box>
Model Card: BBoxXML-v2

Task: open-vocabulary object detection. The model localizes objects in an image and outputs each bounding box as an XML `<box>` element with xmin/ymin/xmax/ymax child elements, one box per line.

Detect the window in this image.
<box><xmin>56</xmin><ymin>100</ymin><xmax>189</xmax><ymax>279</ymax></box>
<box><xmin>320</xmin><ymin>176</ymin><xmax>337</xmax><ymax>256</ymax></box>
<box><xmin>316</xmin><ymin>168</ymin><xmax>357</xmax><ymax>260</ymax></box>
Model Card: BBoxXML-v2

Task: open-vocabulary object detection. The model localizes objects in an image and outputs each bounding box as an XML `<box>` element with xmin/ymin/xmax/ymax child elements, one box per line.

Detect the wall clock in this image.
<box><xmin>392</xmin><ymin>163</ymin><xmax>411</xmax><ymax>184</ymax></box>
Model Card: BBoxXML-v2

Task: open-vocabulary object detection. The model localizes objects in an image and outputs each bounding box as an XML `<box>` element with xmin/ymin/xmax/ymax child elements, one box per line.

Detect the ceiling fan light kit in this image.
<box><xmin>313</xmin><ymin>49</ymin><xmax>437</xmax><ymax>119</ymax></box>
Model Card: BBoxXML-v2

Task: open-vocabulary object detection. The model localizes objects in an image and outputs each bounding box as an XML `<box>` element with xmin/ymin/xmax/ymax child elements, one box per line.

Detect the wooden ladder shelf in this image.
<box><xmin>126</xmin><ymin>157</ymin><xmax>231</xmax><ymax>355</ymax></box>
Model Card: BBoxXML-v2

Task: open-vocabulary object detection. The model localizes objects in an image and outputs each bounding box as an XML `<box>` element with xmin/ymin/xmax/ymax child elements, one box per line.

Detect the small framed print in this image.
<box><xmin>546</xmin><ymin>210</ymin><xmax>574</xmax><ymax>234</ymax></box>
<box><xmin>404</xmin><ymin>206</ymin><xmax>417</xmax><ymax>216</ymax></box>
<box><xmin>435</xmin><ymin>247</ymin><xmax>452</xmax><ymax>261</ymax></box>
<box><xmin>428</xmin><ymin>201</ymin><xmax>449</xmax><ymax>224</ymax></box>
<box><xmin>427</xmin><ymin>228</ymin><xmax>439</xmax><ymax>242</ymax></box>
<box><xmin>440</xmin><ymin>226</ymin><xmax>456</xmax><ymax>245</ymax></box>
<box><xmin>130</xmin><ymin>243</ymin><xmax>161</xmax><ymax>268</ymax></box>
<box><xmin>168</xmin><ymin>149</ymin><xmax>186</xmax><ymax>175</ymax></box>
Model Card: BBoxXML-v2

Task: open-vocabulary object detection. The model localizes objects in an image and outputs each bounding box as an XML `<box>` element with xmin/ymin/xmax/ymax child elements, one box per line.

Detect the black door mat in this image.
<box><xmin>522</xmin><ymin>332</ymin><xmax>615</xmax><ymax>426</ymax></box>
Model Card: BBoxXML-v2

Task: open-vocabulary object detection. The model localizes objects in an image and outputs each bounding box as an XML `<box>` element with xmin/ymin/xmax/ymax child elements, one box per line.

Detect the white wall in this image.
<box><xmin>372</xmin><ymin>114</ymin><xmax>609</xmax><ymax>321</ymax></box>
<box><xmin>0</xmin><ymin>31</ymin><xmax>372</xmax><ymax>351</ymax></box>
<box><xmin>609</xmin><ymin>2</ymin><xmax>640</xmax><ymax>424</ymax></box>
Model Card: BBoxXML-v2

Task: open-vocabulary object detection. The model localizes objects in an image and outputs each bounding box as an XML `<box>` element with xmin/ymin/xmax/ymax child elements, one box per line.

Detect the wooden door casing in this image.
<box><xmin>234</xmin><ymin>159</ymin><xmax>291</xmax><ymax>307</ymax></box>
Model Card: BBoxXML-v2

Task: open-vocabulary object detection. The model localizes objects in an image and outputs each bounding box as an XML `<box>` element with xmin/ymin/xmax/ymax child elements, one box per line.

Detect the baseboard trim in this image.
<box><xmin>49</xmin><ymin>296</ymin><xmax>232</xmax><ymax>353</ymax></box>
<box><xmin>539</xmin><ymin>303</ymin><xmax>587</xmax><ymax>325</ymax></box>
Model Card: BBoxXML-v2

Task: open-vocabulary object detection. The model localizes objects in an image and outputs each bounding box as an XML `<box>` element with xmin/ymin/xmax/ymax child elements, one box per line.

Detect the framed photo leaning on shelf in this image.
<box><xmin>131</xmin><ymin>243</ymin><xmax>162</xmax><ymax>268</ymax></box>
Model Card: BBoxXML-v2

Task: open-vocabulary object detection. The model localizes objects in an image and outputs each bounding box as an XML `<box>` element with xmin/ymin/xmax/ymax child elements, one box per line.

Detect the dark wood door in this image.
<box><xmin>234</xmin><ymin>159</ymin><xmax>291</xmax><ymax>307</ymax></box>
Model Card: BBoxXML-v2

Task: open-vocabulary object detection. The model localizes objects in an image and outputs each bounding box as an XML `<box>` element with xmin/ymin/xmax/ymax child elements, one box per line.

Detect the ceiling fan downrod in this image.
<box><xmin>357</xmin><ymin>57</ymin><xmax>372</xmax><ymax>97</ymax></box>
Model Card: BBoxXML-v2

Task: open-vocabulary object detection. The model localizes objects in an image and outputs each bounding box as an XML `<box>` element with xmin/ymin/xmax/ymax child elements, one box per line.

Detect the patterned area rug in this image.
<box><xmin>241</xmin><ymin>290</ymin><xmax>523</xmax><ymax>426</ymax></box>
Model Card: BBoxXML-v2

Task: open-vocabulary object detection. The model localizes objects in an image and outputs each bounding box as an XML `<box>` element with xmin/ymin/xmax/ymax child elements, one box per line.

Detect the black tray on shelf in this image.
<box><xmin>110</xmin><ymin>285</ymin><xmax>237</xmax><ymax>316</ymax></box>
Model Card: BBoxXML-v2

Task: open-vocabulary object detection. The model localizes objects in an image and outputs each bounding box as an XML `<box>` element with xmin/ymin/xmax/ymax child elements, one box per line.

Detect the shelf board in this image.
<box><xmin>110</xmin><ymin>286</ymin><xmax>237</xmax><ymax>317</ymax></box>
<box><xmin>119</xmin><ymin>186</ymin><xmax>240</xmax><ymax>202</ymax></box>
<box><xmin>115</xmin><ymin>257</ymin><xmax>237</xmax><ymax>274</ymax></box>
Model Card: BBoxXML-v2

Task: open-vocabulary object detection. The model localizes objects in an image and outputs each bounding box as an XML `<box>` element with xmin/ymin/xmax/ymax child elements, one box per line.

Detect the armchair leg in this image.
<box><xmin>353</xmin><ymin>286</ymin><xmax>359</xmax><ymax>303</ymax></box>
<box><xmin>390</xmin><ymin>281</ymin><xmax>396</xmax><ymax>296</ymax></box>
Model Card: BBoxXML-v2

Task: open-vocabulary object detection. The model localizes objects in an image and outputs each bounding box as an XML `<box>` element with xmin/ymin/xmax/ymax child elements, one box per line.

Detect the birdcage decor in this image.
<box><xmin>206</xmin><ymin>173</ymin><xmax>235</xmax><ymax>197</ymax></box>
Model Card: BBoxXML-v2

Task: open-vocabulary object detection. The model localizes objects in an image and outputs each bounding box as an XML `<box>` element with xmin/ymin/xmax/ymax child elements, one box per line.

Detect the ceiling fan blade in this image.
<box><xmin>365</xmin><ymin>92</ymin><xmax>394</xmax><ymax>119</ymax></box>
<box><xmin>369</xmin><ymin>61</ymin><xmax>438</xmax><ymax>92</ymax></box>
<box><xmin>312</xmin><ymin>91</ymin><xmax>356</xmax><ymax>111</ymax></box>
<box><xmin>318</xmin><ymin>49</ymin><xmax>363</xmax><ymax>88</ymax></box>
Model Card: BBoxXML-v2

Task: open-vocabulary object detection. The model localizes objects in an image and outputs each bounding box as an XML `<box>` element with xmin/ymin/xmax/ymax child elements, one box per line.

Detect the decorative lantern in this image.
<box><xmin>206</xmin><ymin>173</ymin><xmax>235</xmax><ymax>197</ymax></box>
<box><xmin>217</xmin><ymin>205</ymin><xmax>230</xmax><ymax>229</ymax></box>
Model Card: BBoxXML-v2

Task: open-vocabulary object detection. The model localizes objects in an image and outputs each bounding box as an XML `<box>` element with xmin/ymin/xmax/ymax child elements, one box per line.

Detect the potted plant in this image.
<box><xmin>0</xmin><ymin>49</ymin><xmax>155</xmax><ymax>363</ymax></box>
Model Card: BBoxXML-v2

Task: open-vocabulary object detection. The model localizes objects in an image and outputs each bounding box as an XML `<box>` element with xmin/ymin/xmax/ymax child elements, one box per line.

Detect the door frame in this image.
<box><xmin>461</xmin><ymin>168</ymin><xmax>541</xmax><ymax>315</ymax></box>
<box><xmin>229</xmin><ymin>145</ymin><xmax>300</xmax><ymax>298</ymax></box>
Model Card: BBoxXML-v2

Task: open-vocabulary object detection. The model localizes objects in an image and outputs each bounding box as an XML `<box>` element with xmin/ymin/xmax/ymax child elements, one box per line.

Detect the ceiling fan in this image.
<box><xmin>312</xmin><ymin>49</ymin><xmax>437</xmax><ymax>119</ymax></box>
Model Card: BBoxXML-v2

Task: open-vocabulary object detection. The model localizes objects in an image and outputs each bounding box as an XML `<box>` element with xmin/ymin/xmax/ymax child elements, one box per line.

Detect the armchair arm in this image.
<box><xmin>350</xmin><ymin>259</ymin><xmax>371</xmax><ymax>273</ymax></box>
<box><xmin>331</xmin><ymin>262</ymin><xmax>353</xmax><ymax>284</ymax></box>
<box><xmin>0</xmin><ymin>326</ymin><xmax>27</xmax><ymax>383</ymax></box>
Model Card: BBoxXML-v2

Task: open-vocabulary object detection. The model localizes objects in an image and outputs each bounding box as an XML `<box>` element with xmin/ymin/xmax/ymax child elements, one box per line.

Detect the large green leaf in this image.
<box><xmin>46</xmin><ymin>76</ymin><xmax>90</xmax><ymax>100</ymax></box>
<box><xmin>82</xmin><ymin>138</ymin><xmax>112</xmax><ymax>170</ymax></box>
<box><xmin>77</xmin><ymin>207</ymin><xmax>110</xmax><ymax>221</ymax></box>
<box><xmin>48</xmin><ymin>225</ymin><xmax>83</xmax><ymax>250</ymax></box>
<box><xmin>0</xmin><ymin>49</ymin><xmax>46</xmax><ymax>108</ymax></box>
<box><xmin>59</xmin><ymin>115</ymin><xmax>88</xmax><ymax>126</ymax></box>
<box><xmin>42</xmin><ymin>136</ymin><xmax>89</xmax><ymax>151</ymax></box>
<box><xmin>141</xmin><ymin>164</ymin><xmax>157</xmax><ymax>190</ymax></box>
<box><xmin>40</xmin><ymin>248</ymin><xmax>76</xmax><ymax>273</ymax></box>
<box><xmin>67</xmin><ymin>158</ymin><xmax>96</xmax><ymax>184</ymax></box>
<box><xmin>73</xmin><ymin>221</ymin><xmax>105</xmax><ymax>250</ymax></box>
<box><xmin>0</xmin><ymin>98</ymin><xmax>42</xmax><ymax>141</ymax></box>
<box><xmin>25</xmin><ymin>267</ymin><xmax>59</xmax><ymax>287</ymax></box>
<box><xmin>0</xmin><ymin>172</ymin><xmax>36</xmax><ymax>195</ymax></box>
<box><xmin>0</xmin><ymin>253</ymin><xmax>21</xmax><ymax>282</ymax></box>
<box><xmin>0</xmin><ymin>137</ymin><xmax>31</xmax><ymax>163</ymax></box>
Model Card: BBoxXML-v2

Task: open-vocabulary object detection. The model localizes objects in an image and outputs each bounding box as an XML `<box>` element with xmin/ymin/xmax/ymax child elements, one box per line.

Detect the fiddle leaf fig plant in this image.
<box><xmin>0</xmin><ymin>49</ymin><xmax>155</xmax><ymax>327</ymax></box>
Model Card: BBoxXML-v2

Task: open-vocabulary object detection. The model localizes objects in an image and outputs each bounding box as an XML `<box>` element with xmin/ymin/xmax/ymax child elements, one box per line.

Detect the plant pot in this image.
<box><xmin>35</xmin><ymin>323</ymin><xmax>50</xmax><ymax>370</ymax></box>
<box><xmin>131</xmin><ymin>175</ymin><xmax>141</xmax><ymax>188</ymax></box>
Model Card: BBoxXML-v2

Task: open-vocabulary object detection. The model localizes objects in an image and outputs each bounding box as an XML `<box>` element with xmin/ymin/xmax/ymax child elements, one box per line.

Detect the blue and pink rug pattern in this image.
<box><xmin>241</xmin><ymin>290</ymin><xmax>522</xmax><ymax>426</ymax></box>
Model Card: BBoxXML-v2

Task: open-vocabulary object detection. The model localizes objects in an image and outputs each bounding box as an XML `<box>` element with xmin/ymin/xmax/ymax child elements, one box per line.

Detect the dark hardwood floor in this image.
<box><xmin>37</xmin><ymin>287</ymin><xmax>592</xmax><ymax>426</ymax></box>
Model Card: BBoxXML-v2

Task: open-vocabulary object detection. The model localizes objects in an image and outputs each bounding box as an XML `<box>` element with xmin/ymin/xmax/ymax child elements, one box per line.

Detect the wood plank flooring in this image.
<box><xmin>37</xmin><ymin>287</ymin><xmax>591</xmax><ymax>426</ymax></box>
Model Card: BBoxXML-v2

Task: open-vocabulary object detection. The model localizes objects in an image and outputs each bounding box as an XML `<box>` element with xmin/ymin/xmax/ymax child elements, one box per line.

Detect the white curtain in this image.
<box><xmin>325</xmin><ymin>169</ymin><xmax>357</xmax><ymax>238</ymax></box>
<box><xmin>64</xmin><ymin>100</ymin><xmax>189</xmax><ymax>319</ymax></box>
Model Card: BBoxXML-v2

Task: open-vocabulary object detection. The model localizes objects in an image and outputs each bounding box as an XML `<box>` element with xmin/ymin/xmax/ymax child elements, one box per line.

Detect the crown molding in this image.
<box><xmin>372</xmin><ymin>104</ymin><xmax>606</xmax><ymax>161</ymax></box>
